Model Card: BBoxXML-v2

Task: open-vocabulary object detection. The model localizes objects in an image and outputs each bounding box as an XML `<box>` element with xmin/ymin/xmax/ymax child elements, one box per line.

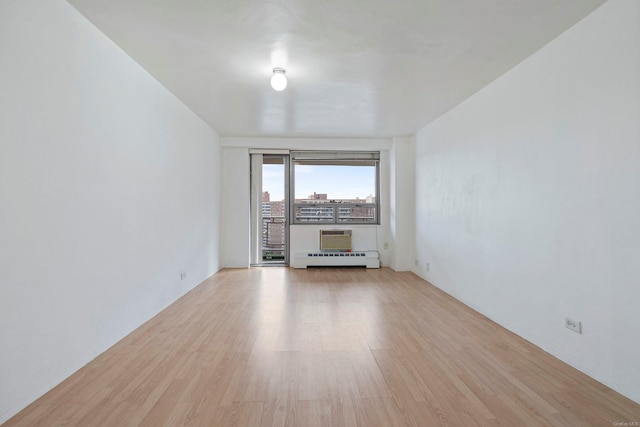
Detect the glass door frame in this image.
<box><xmin>250</xmin><ymin>151</ymin><xmax>290</xmax><ymax>266</ymax></box>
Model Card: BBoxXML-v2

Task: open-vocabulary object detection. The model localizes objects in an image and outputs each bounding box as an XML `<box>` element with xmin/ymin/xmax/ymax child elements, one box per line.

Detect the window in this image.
<box><xmin>291</xmin><ymin>151</ymin><xmax>379</xmax><ymax>224</ymax></box>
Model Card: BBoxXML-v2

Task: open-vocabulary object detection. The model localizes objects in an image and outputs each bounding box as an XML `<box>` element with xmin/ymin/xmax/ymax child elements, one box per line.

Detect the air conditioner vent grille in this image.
<box><xmin>322</xmin><ymin>230</ymin><xmax>351</xmax><ymax>236</ymax></box>
<box><xmin>320</xmin><ymin>229</ymin><xmax>352</xmax><ymax>251</ymax></box>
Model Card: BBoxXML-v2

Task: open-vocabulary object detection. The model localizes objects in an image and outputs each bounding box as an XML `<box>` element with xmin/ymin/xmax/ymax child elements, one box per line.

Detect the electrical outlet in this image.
<box><xmin>383</xmin><ymin>242</ymin><xmax>389</xmax><ymax>250</ymax></box>
<box><xmin>425</xmin><ymin>262</ymin><xmax>430</xmax><ymax>272</ymax></box>
<box><xmin>414</xmin><ymin>259</ymin><xmax>419</xmax><ymax>266</ymax></box>
<box><xmin>180</xmin><ymin>272</ymin><xmax>187</xmax><ymax>280</ymax></box>
<box><xmin>565</xmin><ymin>317</ymin><xmax>582</xmax><ymax>334</ymax></box>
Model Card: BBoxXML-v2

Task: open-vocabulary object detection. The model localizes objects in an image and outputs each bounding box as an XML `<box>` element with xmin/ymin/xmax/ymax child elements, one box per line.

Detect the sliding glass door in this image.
<box><xmin>250</xmin><ymin>153</ymin><xmax>289</xmax><ymax>266</ymax></box>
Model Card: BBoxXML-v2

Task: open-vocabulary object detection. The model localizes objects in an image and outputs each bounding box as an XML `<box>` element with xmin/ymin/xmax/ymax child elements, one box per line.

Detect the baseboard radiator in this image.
<box><xmin>293</xmin><ymin>251</ymin><xmax>380</xmax><ymax>268</ymax></box>
<box><xmin>294</xmin><ymin>229</ymin><xmax>379</xmax><ymax>269</ymax></box>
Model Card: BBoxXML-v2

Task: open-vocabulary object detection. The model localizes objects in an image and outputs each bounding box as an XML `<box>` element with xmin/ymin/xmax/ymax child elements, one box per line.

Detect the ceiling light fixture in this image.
<box><xmin>271</xmin><ymin>68</ymin><xmax>287</xmax><ymax>91</ymax></box>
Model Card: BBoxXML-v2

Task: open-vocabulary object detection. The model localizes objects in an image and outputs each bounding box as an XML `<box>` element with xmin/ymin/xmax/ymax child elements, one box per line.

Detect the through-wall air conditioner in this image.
<box><xmin>320</xmin><ymin>229</ymin><xmax>352</xmax><ymax>251</ymax></box>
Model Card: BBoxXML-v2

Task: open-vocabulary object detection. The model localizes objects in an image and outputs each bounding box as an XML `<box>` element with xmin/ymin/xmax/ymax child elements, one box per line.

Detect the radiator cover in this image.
<box><xmin>293</xmin><ymin>251</ymin><xmax>380</xmax><ymax>269</ymax></box>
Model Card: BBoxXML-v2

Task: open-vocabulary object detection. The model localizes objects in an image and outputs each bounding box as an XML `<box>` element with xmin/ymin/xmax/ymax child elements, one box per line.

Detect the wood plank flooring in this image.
<box><xmin>4</xmin><ymin>268</ymin><xmax>640</xmax><ymax>426</ymax></box>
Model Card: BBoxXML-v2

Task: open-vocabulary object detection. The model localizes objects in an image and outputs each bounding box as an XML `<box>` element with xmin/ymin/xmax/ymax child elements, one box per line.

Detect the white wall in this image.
<box><xmin>220</xmin><ymin>147</ymin><xmax>251</xmax><ymax>267</ymax></box>
<box><xmin>389</xmin><ymin>137</ymin><xmax>416</xmax><ymax>271</ymax></box>
<box><xmin>414</xmin><ymin>0</ymin><xmax>640</xmax><ymax>403</ymax></box>
<box><xmin>0</xmin><ymin>0</ymin><xmax>222</xmax><ymax>422</ymax></box>
<box><xmin>220</xmin><ymin>138</ymin><xmax>396</xmax><ymax>268</ymax></box>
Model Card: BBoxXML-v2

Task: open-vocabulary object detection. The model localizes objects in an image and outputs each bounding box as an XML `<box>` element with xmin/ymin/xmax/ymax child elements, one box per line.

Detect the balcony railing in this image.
<box><xmin>262</xmin><ymin>216</ymin><xmax>285</xmax><ymax>261</ymax></box>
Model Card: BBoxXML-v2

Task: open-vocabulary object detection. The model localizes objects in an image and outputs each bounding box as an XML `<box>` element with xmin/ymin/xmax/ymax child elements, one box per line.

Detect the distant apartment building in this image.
<box><xmin>308</xmin><ymin>192</ymin><xmax>327</xmax><ymax>200</ymax></box>
<box><xmin>293</xmin><ymin>194</ymin><xmax>376</xmax><ymax>223</ymax></box>
<box><xmin>261</xmin><ymin>191</ymin><xmax>285</xmax><ymax>259</ymax></box>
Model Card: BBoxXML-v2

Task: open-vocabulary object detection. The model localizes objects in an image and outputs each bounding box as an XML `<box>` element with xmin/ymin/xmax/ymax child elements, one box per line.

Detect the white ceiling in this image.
<box><xmin>67</xmin><ymin>0</ymin><xmax>605</xmax><ymax>138</ymax></box>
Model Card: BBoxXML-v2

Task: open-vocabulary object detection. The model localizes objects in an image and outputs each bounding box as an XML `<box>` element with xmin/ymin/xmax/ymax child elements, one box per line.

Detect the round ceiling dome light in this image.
<box><xmin>270</xmin><ymin>68</ymin><xmax>287</xmax><ymax>91</ymax></box>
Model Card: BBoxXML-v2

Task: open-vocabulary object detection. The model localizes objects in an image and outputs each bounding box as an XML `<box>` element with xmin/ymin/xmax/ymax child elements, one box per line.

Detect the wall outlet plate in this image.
<box><xmin>565</xmin><ymin>317</ymin><xmax>582</xmax><ymax>334</ymax></box>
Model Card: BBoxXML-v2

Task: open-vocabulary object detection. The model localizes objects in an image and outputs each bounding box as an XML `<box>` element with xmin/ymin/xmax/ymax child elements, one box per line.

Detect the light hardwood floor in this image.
<box><xmin>4</xmin><ymin>268</ymin><xmax>639</xmax><ymax>426</ymax></box>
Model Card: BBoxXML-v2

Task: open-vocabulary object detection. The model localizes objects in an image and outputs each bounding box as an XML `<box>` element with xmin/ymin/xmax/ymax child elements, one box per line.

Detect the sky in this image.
<box><xmin>262</xmin><ymin>164</ymin><xmax>375</xmax><ymax>201</ymax></box>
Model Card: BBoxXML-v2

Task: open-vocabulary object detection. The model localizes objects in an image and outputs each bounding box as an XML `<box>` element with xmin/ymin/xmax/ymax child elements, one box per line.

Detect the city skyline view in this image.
<box><xmin>263</xmin><ymin>164</ymin><xmax>375</xmax><ymax>201</ymax></box>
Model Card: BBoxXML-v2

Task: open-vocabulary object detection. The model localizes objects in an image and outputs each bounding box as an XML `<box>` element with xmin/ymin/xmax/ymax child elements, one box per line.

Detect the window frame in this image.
<box><xmin>290</xmin><ymin>151</ymin><xmax>380</xmax><ymax>225</ymax></box>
